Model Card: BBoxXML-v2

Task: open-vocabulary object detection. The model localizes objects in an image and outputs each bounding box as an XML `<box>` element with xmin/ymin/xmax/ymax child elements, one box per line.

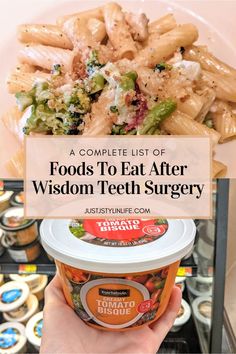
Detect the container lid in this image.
<box><xmin>0</xmin><ymin>281</ymin><xmax>29</xmax><ymax>312</ymax></box>
<box><xmin>3</xmin><ymin>294</ymin><xmax>39</xmax><ymax>324</ymax></box>
<box><xmin>0</xmin><ymin>207</ymin><xmax>34</xmax><ymax>231</ymax></box>
<box><xmin>192</xmin><ymin>296</ymin><xmax>212</xmax><ymax>326</ymax></box>
<box><xmin>0</xmin><ymin>192</ymin><xmax>13</xmax><ymax>204</ymax></box>
<box><xmin>1</xmin><ymin>234</ymin><xmax>39</xmax><ymax>250</ymax></box>
<box><xmin>0</xmin><ymin>322</ymin><xmax>26</xmax><ymax>354</ymax></box>
<box><xmin>195</xmin><ymin>275</ymin><xmax>213</xmax><ymax>284</ymax></box>
<box><xmin>173</xmin><ymin>299</ymin><xmax>191</xmax><ymax>327</ymax></box>
<box><xmin>26</xmin><ymin>311</ymin><xmax>43</xmax><ymax>348</ymax></box>
<box><xmin>9</xmin><ymin>274</ymin><xmax>41</xmax><ymax>286</ymax></box>
<box><xmin>10</xmin><ymin>192</ymin><xmax>24</xmax><ymax>207</ymax></box>
<box><xmin>31</xmin><ymin>276</ymin><xmax>48</xmax><ymax>295</ymax></box>
<box><xmin>186</xmin><ymin>278</ymin><xmax>212</xmax><ymax>297</ymax></box>
<box><xmin>40</xmin><ymin>218</ymin><xmax>196</xmax><ymax>273</ymax></box>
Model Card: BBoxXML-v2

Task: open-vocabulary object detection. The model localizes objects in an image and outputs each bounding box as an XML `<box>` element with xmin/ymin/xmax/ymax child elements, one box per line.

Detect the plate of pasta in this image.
<box><xmin>0</xmin><ymin>0</ymin><xmax>236</xmax><ymax>178</ymax></box>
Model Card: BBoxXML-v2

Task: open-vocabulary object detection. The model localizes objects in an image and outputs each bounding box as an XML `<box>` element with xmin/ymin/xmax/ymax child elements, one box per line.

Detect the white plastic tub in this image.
<box><xmin>0</xmin><ymin>192</ymin><xmax>13</xmax><ymax>213</ymax></box>
<box><xmin>0</xmin><ymin>281</ymin><xmax>29</xmax><ymax>314</ymax></box>
<box><xmin>186</xmin><ymin>275</ymin><xmax>213</xmax><ymax>297</ymax></box>
<box><xmin>40</xmin><ymin>218</ymin><xmax>196</xmax><ymax>331</ymax></box>
<box><xmin>170</xmin><ymin>299</ymin><xmax>191</xmax><ymax>332</ymax></box>
<box><xmin>26</xmin><ymin>311</ymin><xmax>43</xmax><ymax>351</ymax></box>
<box><xmin>175</xmin><ymin>277</ymin><xmax>186</xmax><ymax>292</ymax></box>
<box><xmin>0</xmin><ymin>322</ymin><xmax>26</xmax><ymax>354</ymax></box>
<box><xmin>3</xmin><ymin>294</ymin><xmax>39</xmax><ymax>324</ymax></box>
<box><xmin>192</xmin><ymin>296</ymin><xmax>212</xmax><ymax>328</ymax></box>
<box><xmin>31</xmin><ymin>275</ymin><xmax>48</xmax><ymax>301</ymax></box>
<box><xmin>9</xmin><ymin>274</ymin><xmax>43</xmax><ymax>292</ymax></box>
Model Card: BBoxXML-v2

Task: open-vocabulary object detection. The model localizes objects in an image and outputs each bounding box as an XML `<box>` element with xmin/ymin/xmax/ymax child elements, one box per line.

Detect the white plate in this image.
<box><xmin>0</xmin><ymin>0</ymin><xmax>236</xmax><ymax>177</ymax></box>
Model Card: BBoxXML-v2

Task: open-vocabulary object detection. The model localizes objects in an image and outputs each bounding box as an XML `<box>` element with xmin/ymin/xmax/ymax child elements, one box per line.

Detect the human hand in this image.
<box><xmin>41</xmin><ymin>274</ymin><xmax>182</xmax><ymax>354</ymax></box>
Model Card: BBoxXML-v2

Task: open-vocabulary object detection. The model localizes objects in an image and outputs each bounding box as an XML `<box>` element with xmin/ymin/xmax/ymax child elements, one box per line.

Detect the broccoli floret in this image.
<box><xmin>64</xmin><ymin>89</ymin><xmax>91</xmax><ymax>114</ymax></box>
<box><xmin>86</xmin><ymin>50</ymin><xmax>104</xmax><ymax>75</ymax></box>
<box><xmin>22</xmin><ymin>103</ymin><xmax>82</xmax><ymax>135</ymax></box>
<box><xmin>112</xmin><ymin>124</ymin><xmax>137</xmax><ymax>135</ymax></box>
<box><xmin>15</xmin><ymin>89</ymin><xmax>35</xmax><ymax>111</ymax></box>
<box><xmin>119</xmin><ymin>71</ymin><xmax>138</xmax><ymax>91</ymax></box>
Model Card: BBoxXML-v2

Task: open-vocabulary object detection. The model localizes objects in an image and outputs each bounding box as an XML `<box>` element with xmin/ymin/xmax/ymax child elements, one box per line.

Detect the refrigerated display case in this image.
<box><xmin>0</xmin><ymin>179</ymin><xmax>231</xmax><ymax>353</ymax></box>
<box><xmin>224</xmin><ymin>180</ymin><xmax>236</xmax><ymax>354</ymax></box>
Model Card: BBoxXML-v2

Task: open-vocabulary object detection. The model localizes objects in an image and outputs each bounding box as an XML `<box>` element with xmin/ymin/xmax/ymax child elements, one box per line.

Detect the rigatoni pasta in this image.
<box><xmin>161</xmin><ymin>110</ymin><xmax>221</xmax><ymax>146</ymax></box>
<box><xmin>184</xmin><ymin>45</ymin><xmax>236</xmax><ymax>78</ymax></box>
<box><xmin>6</xmin><ymin>148</ymin><xmax>24</xmax><ymax>178</ymax></box>
<box><xmin>2</xmin><ymin>2</ymin><xmax>236</xmax><ymax>177</ymax></box>
<box><xmin>103</xmin><ymin>2</ymin><xmax>137</xmax><ymax>59</ymax></box>
<box><xmin>148</xmin><ymin>14</ymin><xmax>177</xmax><ymax>36</ymax></box>
<box><xmin>212</xmin><ymin>160</ymin><xmax>227</xmax><ymax>178</ymax></box>
<box><xmin>57</xmin><ymin>7</ymin><xmax>104</xmax><ymax>26</ymax></box>
<box><xmin>201</xmin><ymin>70</ymin><xmax>236</xmax><ymax>103</ymax></box>
<box><xmin>18</xmin><ymin>24</ymin><xmax>73</xmax><ymax>49</ymax></box>
<box><xmin>2</xmin><ymin>107</ymin><xmax>23</xmax><ymax>140</ymax></box>
<box><xmin>177</xmin><ymin>93</ymin><xmax>204</xmax><ymax>119</ymax></box>
<box><xmin>7</xmin><ymin>71</ymin><xmax>52</xmax><ymax>94</ymax></box>
<box><xmin>87</xmin><ymin>18</ymin><xmax>107</xmax><ymax>43</ymax></box>
<box><xmin>18</xmin><ymin>44</ymin><xmax>75</xmax><ymax>73</ymax></box>
<box><xmin>136</xmin><ymin>24</ymin><xmax>198</xmax><ymax>67</ymax></box>
<box><xmin>211</xmin><ymin>100</ymin><xmax>236</xmax><ymax>142</ymax></box>
<box><xmin>195</xmin><ymin>88</ymin><xmax>216</xmax><ymax>123</ymax></box>
<box><xmin>63</xmin><ymin>17</ymin><xmax>98</xmax><ymax>56</ymax></box>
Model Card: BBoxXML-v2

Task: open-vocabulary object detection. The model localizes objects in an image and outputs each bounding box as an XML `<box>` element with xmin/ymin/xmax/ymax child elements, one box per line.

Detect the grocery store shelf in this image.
<box><xmin>0</xmin><ymin>179</ymin><xmax>24</xmax><ymax>191</ymax></box>
<box><xmin>0</xmin><ymin>247</ymin><xmax>56</xmax><ymax>275</ymax></box>
<box><xmin>0</xmin><ymin>249</ymin><xmax>197</xmax><ymax>276</ymax></box>
<box><xmin>177</xmin><ymin>255</ymin><xmax>198</xmax><ymax>277</ymax></box>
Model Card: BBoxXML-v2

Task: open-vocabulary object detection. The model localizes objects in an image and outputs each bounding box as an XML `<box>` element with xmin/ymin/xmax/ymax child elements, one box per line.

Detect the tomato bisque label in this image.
<box><xmin>69</xmin><ymin>218</ymin><xmax>168</xmax><ymax>247</ymax></box>
<box><xmin>62</xmin><ymin>264</ymin><xmax>170</xmax><ymax>329</ymax></box>
<box><xmin>81</xmin><ymin>279</ymin><xmax>149</xmax><ymax>328</ymax></box>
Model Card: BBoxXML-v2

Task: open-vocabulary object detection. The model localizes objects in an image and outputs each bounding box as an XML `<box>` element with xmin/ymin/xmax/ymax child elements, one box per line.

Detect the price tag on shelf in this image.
<box><xmin>18</xmin><ymin>264</ymin><xmax>37</xmax><ymax>274</ymax></box>
<box><xmin>177</xmin><ymin>267</ymin><xmax>192</xmax><ymax>277</ymax></box>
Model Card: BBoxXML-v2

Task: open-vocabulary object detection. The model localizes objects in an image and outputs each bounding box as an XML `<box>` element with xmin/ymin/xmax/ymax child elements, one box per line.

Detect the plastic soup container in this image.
<box><xmin>3</xmin><ymin>295</ymin><xmax>39</xmax><ymax>324</ymax></box>
<box><xmin>0</xmin><ymin>230</ymin><xmax>5</xmax><ymax>257</ymax></box>
<box><xmin>0</xmin><ymin>322</ymin><xmax>26</xmax><ymax>354</ymax></box>
<box><xmin>26</xmin><ymin>311</ymin><xmax>43</xmax><ymax>351</ymax></box>
<box><xmin>170</xmin><ymin>299</ymin><xmax>191</xmax><ymax>332</ymax></box>
<box><xmin>0</xmin><ymin>207</ymin><xmax>38</xmax><ymax>247</ymax></box>
<box><xmin>41</xmin><ymin>218</ymin><xmax>196</xmax><ymax>331</ymax></box>
<box><xmin>175</xmin><ymin>277</ymin><xmax>186</xmax><ymax>292</ymax></box>
<box><xmin>186</xmin><ymin>275</ymin><xmax>213</xmax><ymax>297</ymax></box>
<box><xmin>192</xmin><ymin>296</ymin><xmax>212</xmax><ymax>329</ymax></box>
<box><xmin>0</xmin><ymin>192</ymin><xmax>13</xmax><ymax>213</ymax></box>
<box><xmin>31</xmin><ymin>276</ymin><xmax>48</xmax><ymax>301</ymax></box>
<box><xmin>10</xmin><ymin>192</ymin><xmax>24</xmax><ymax>207</ymax></box>
<box><xmin>1</xmin><ymin>238</ymin><xmax>41</xmax><ymax>263</ymax></box>
<box><xmin>0</xmin><ymin>282</ymin><xmax>30</xmax><ymax>315</ymax></box>
<box><xmin>9</xmin><ymin>274</ymin><xmax>43</xmax><ymax>292</ymax></box>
